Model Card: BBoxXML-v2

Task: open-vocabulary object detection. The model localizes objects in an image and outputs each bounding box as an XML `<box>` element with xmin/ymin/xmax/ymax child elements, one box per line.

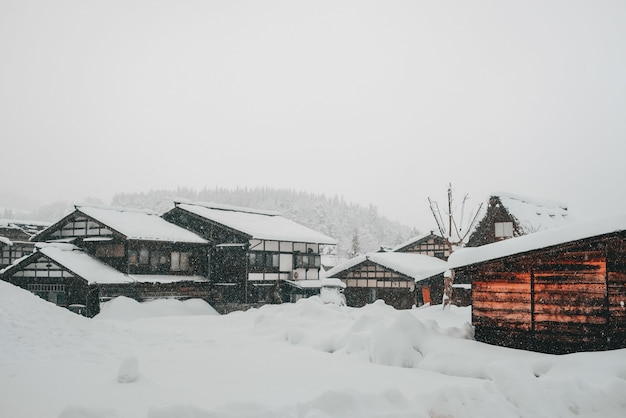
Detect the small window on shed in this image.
<box><xmin>495</xmin><ymin>222</ymin><xmax>514</xmax><ymax>238</ymax></box>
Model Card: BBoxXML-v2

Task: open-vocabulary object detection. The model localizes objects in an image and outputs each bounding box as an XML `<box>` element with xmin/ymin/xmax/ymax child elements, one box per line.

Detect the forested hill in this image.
<box><xmin>111</xmin><ymin>187</ymin><xmax>417</xmax><ymax>257</ymax></box>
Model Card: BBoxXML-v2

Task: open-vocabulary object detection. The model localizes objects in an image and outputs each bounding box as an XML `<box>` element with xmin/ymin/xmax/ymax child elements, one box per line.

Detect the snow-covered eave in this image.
<box><xmin>173</xmin><ymin>199</ymin><xmax>282</xmax><ymax>216</ymax></box>
<box><xmin>492</xmin><ymin>191</ymin><xmax>568</xmax><ymax>211</ymax></box>
<box><xmin>174</xmin><ymin>204</ymin><xmax>337</xmax><ymax>245</ymax></box>
<box><xmin>448</xmin><ymin>212</ymin><xmax>626</xmax><ymax>270</ymax></box>
<box><xmin>0</xmin><ymin>236</ymin><xmax>13</xmax><ymax>246</ymax></box>
<box><xmin>124</xmin><ymin>274</ymin><xmax>209</xmax><ymax>284</ymax></box>
<box><xmin>125</xmin><ymin>237</ymin><xmax>208</xmax><ymax>244</ymax></box>
<box><xmin>326</xmin><ymin>253</ymin><xmax>447</xmax><ymax>283</ymax></box>
<box><xmin>76</xmin><ymin>207</ymin><xmax>208</xmax><ymax>245</ymax></box>
<box><xmin>282</xmin><ymin>279</ymin><xmax>323</xmax><ymax>289</ymax></box>
<box><xmin>391</xmin><ymin>233</ymin><xmax>439</xmax><ymax>252</ymax></box>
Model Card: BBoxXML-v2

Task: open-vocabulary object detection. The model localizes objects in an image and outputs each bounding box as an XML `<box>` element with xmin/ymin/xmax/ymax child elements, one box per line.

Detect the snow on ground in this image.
<box><xmin>95</xmin><ymin>297</ymin><xmax>219</xmax><ymax>321</ymax></box>
<box><xmin>1</xmin><ymin>280</ymin><xmax>626</xmax><ymax>418</ymax></box>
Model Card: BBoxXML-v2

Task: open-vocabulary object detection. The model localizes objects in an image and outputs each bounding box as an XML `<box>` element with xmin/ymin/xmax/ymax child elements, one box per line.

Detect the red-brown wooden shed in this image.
<box><xmin>449</xmin><ymin>213</ymin><xmax>626</xmax><ymax>354</ymax></box>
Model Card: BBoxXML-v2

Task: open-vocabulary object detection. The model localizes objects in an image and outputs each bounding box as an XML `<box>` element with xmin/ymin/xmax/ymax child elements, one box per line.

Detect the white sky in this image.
<box><xmin>2</xmin><ymin>0</ymin><xmax>626</xmax><ymax>231</ymax></box>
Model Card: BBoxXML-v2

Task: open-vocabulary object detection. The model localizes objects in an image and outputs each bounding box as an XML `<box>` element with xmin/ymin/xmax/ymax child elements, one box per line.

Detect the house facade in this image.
<box><xmin>449</xmin><ymin>213</ymin><xmax>626</xmax><ymax>354</ymax></box>
<box><xmin>392</xmin><ymin>232</ymin><xmax>452</xmax><ymax>260</ymax></box>
<box><xmin>2</xmin><ymin>205</ymin><xmax>209</xmax><ymax>315</ymax></box>
<box><xmin>325</xmin><ymin>251</ymin><xmax>448</xmax><ymax>309</ymax></box>
<box><xmin>0</xmin><ymin>219</ymin><xmax>50</xmax><ymax>269</ymax></box>
<box><xmin>162</xmin><ymin>201</ymin><xmax>337</xmax><ymax>312</ymax></box>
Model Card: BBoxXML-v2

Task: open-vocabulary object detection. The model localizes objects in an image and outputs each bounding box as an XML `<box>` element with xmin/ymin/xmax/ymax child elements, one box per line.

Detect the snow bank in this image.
<box><xmin>94</xmin><ymin>296</ymin><xmax>219</xmax><ymax>321</ymax></box>
<box><xmin>1</xmin><ymin>279</ymin><xmax>626</xmax><ymax>418</ymax></box>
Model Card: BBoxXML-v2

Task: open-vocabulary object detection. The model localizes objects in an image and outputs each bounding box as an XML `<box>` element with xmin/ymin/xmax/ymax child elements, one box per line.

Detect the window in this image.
<box><xmin>495</xmin><ymin>222</ymin><xmax>514</xmax><ymax>238</ymax></box>
<box><xmin>249</xmin><ymin>252</ymin><xmax>279</xmax><ymax>272</ymax></box>
<box><xmin>266</xmin><ymin>253</ymin><xmax>280</xmax><ymax>269</ymax></box>
<box><xmin>294</xmin><ymin>254</ymin><xmax>321</xmax><ymax>269</ymax></box>
<box><xmin>139</xmin><ymin>248</ymin><xmax>150</xmax><ymax>265</ymax></box>
<box><xmin>171</xmin><ymin>251</ymin><xmax>190</xmax><ymax>272</ymax></box>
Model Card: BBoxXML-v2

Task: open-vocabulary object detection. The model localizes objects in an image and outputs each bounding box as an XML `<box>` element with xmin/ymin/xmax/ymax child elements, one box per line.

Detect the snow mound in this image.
<box><xmin>94</xmin><ymin>296</ymin><xmax>219</xmax><ymax>321</ymax></box>
<box><xmin>117</xmin><ymin>356</ymin><xmax>139</xmax><ymax>383</ymax></box>
<box><xmin>249</xmin><ymin>297</ymin><xmax>475</xmax><ymax>369</ymax></box>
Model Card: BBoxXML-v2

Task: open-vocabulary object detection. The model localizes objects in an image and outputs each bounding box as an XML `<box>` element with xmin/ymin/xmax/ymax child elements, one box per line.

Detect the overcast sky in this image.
<box><xmin>2</xmin><ymin>0</ymin><xmax>625</xmax><ymax>231</ymax></box>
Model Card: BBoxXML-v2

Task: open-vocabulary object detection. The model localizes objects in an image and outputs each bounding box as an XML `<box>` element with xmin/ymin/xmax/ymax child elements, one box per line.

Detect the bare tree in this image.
<box><xmin>428</xmin><ymin>183</ymin><xmax>482</xmax><ymax>309</ymax></box>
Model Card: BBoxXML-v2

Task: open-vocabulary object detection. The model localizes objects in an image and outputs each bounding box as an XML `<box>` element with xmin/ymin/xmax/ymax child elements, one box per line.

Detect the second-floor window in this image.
<box><xmin>171</xmin><ymin>251</ymin><xmax>190</xmax><ymax>272</ymax></box>
<box><xmin>294</xmin><ymin>254</ymin><xmax>321</xmax><ymax>269</ymax></box>
<box><xmin>249</xmin><ymin>252</ymin><xmax>280</xmax><ymax>272</ymax></box>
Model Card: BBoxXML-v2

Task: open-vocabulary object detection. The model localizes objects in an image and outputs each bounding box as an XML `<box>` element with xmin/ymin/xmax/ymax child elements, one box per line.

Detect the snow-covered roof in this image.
<box><xmin>449</xmin><ymin>212</ymin><xmax>626</xmax><ymax>269</ymax></box>
<box><xmin>173</xmin><ymin>201</ymin><xmax>337</xmax><ymax>244</ymax></box>
<box><xmin>126</xmin><ymin>274</ymin><xmax>208</xmax><ymax>284</ymax></box>
<box><xmin>14</xmin><ymin>244</ymin><xmax>209</xmax><ymax>285</ymax></box>
<box><xmin>494</xmin><ymin>192</ymin><xmax>572</xmax><ymax>233</ymax></box>
<box><xmin>326</xmin><ymin>252</ymin><xmax>448</xmax><ymax>283</ymax></box>
<box><xmin>0</xmin><ymin>236</ymin><xmax>12</xmax><ymax>246</ymax></box>
<box><xmin>0</xmin><ymin>218</ymin><xmax>51</xmax><ymax>228</ymax></box>
<box><xmin>391</xmin><ymin>232</ymin><xmax>446</xmax><ymax>252</ymax></box>
<box><xmin>36</xmin><ymin>244</ymin><xmax>132</xmax><ymax>285</ymax></box>
<box><xmin>74</xmin><ymin>205</ymin><xmax>207</xmax><ymax>244</ymax></box>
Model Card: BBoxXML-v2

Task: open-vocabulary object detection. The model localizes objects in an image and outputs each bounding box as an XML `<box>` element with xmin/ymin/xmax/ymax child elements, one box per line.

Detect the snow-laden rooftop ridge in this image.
<box><xmin>391</xmin><ymin>232</ymin><xmax>442</xmax><ymax>252</ymax></box>
<box><xmin>174</xmin><ymin>202</ymin><xmax>337</xmax><ymax>244</ymax></box>
<box><xmin>492</xmin><ymin>191</ymin><xmax>568</xmax><ymax>210</ymax></box>
<box><xmin>0</xmin><ymin>219</ymin><xmax>52</xmax><ymax>227</ymax></box>
<box><xmin>74</xmin><ymin>204</ymin><xmax>157</xmax><ymax>215</ymax></box>
<box><xmin>173</xmin><ymin>199</ymin><xmax>281</xmax><ymax>216</ymax></box>
<box><xmin>449</xmin><ymin>211</ymin><xmax>626</xmax><ymax>269</ymax></box>
<box><xmin>75</xmin><ymin>206</ymin><xmax>208</xmax><ymax>243</ymax></box>
<box><xmin>326</xmin><ymin>252</ymin><xmax>448</xmax><ymax>282</ymax></box>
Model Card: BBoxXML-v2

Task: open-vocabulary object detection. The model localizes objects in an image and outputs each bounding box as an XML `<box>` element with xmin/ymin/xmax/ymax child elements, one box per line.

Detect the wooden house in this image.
<box><xmin>1</xmin><ymin>243</ymin><xmax>210</xmax><ymax>317</ymax></box>
<box><xmin>325</xmin><ymin>252</ymin><xmax>448</xmax><ymax>309</ymax></box>
<box><xmin>0</xmin><ymin>219</ymin><xmax>51</xmax><ymax>269</ymax></box>
<box><xmin>1</xmin><ymin>205</ymin><xmax>210</xmax><ymax>315</ymax></box>
<box><xmin>392</xmin><ymin>232</ymin><xmax>452</xmax><ymax>260</ymax></box>
<box><xmin>467</xmin><ymin>193</ymin><xmax>572</xmax><ymax>247</ymax></box>
<box><xmin>32</xmin><ymin>205</ymin><xmax>208</xmax><ymax>276</ymax></box>
<box><xmin>162</xmin><ymin>201</ymin><xmax>337</xmax><ymax>312</ymax></box>
<box><xmin>448</xmin><ymin>213</ymin><xmax>626</xmax><ymax>354</ymax></box>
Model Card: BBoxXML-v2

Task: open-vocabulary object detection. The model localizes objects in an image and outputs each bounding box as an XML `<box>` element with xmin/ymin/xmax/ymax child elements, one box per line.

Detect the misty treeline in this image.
<box><xmin>110</xmin><ymin>187</ymin><xmax>418</xmax><ymax>258</ymax></box>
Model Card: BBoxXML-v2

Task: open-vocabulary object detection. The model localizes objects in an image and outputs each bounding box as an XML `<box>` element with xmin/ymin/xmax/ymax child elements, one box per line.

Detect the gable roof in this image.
<box><xmin>325</xmin><ymin>252</ymin><xmax>448</xmax><ymax>282</ymax></box>
<box><xmin>35</xmin><ymin>205</ymin><xmax>207</xmax><ymax>244</ymax></box>
<box><xmin>171</xmin><ymin>201</ymin><xmax>337</xmax><ymax>244</ymax></box>
<box><xmin>2</xmin><ymin>243</ymin><xmax>132</xmax><ymax>284</ymax></box>
<box><xmin>2</xmin><ymin>243</ymin><xmax>208</xmax><ymax>284</ymax></box>
<box><xmin>449</xmin><ymin>211</ymin><xmax>626</xmax><ymax>269</ymax></box>
<box><xmin>493</xmin><ymin>192</ymin><xmax>572</xmax><ymax>233</ymax></box>
<box><xmin>391</xmin><ymin>232</ymin><xmax>448</xmax><ymax>252</ymax></box>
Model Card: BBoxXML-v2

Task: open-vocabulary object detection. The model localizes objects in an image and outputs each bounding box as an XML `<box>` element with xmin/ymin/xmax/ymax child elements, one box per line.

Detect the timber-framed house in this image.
<box><xmin>162</xmin><ymin>200</ymin><xmax>337</xmax><ymax>311</ymax></box>
<box><xmin>2</xmin><ymin>205</ymin><xmax>209</xmax><ymax>315</ymax></box>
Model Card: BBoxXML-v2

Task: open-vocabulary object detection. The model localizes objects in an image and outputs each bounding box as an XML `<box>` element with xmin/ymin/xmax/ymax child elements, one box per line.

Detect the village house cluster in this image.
<box><xmin>2</xmin><ymin>192</ymin><xmax>626</xmax><ymax>354</ymax></box>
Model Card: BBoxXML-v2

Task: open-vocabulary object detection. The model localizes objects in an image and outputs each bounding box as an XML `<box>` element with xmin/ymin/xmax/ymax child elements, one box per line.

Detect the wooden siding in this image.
<box><xmin>339</xmin><ymin>261</ymin><xmax>416</xmax><ymax>309</ymax></box>
<box><xmin>395</xmin><ymin>235</ymin><xmax>451</xmax><ymax>260</ymax></box>
<box><xmin>48</xmin><ymin>216</ymin><xmax>114</xmax><ymax>239</ymax></box>
<box><xmin>4</xmin><ymin>253</ymin><xmax>94</xmax><ymax>314</ymax></box>
<box><xmin>607</xmin><ymin>239</ymin><xmax>626</xmax><ymax>347</ymax></box>
<box><xmin>0</xmin><ymin>241</ymin><xmax>36</xmax><ymax>269</ymax></box>
<box><xmin>467</xmin><ymin>236</ymin><xmax>626</xmax><ymax>353</ymax></box>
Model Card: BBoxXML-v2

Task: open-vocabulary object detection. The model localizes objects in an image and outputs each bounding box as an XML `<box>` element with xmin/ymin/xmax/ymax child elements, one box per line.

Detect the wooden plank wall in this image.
<box><xmin>469</xmin><ymin>241</ymin><xmax>621</xmax><ymax>353</ymax></box>
<box><xmin>470</xmin><ymin>259</ymin><xmax>532</xmax><ymax>350</ymax></box>
<box><xmin>532</xmin><ymin>249</ymin><xmax>608</xmax><ymax>352</ymax></box>
<box><xmin>607</xmin><ymin>238</ymin><xmax>626</xmax><ymax>348</ymax></box>
<box><xmin>342</xmin><ymin>261</ymin><xmax>416</xmax><ymax>309</ymax></box>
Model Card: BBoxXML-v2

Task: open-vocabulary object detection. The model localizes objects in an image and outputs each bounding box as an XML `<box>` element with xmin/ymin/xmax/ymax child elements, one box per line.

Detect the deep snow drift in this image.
<box><xmin>1</xmin><ymin>280</ymin><xmax>625</xmax><ymax>418</ymax></box>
